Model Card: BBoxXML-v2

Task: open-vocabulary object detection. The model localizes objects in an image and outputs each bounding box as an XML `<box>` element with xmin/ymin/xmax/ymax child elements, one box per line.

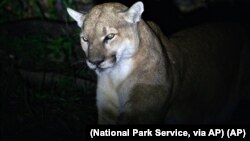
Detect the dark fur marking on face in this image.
<box><xmin>103</xmin><ymin>27</ymin><xmax>107</xmax><ymax>35</ymax></box>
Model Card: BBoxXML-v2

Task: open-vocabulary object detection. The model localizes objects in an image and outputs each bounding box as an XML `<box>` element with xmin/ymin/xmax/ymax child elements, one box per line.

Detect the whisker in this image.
<box><xmin>116</xmin><ymin>53</ymin><xmax>133</xmax><ymax>59</ymax></box>
<box><xmin>71</xmin><ymin>60</ymin><xmax>86</xmax><ymax>67</ymax></box>
<box><xmin>71</xmin><ymin>59</ymin><xmax>88</xmax><ymax>76</ymax></box>
<box><xmin>76</xmin><ymin>64</ymin><xmax>88</xmax><ymax>75</ymax></box>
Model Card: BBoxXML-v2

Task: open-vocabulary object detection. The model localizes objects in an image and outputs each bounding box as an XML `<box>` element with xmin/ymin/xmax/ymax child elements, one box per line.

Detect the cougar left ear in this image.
<box><xmin>67</xmin><ymin>8</ymin><xmax>85</xmax><ymax>28</ymax></box>
<box><xmin>124</xmin><ymin>1</ymin><xmax>144</xmax><ymax>23</ymax></box>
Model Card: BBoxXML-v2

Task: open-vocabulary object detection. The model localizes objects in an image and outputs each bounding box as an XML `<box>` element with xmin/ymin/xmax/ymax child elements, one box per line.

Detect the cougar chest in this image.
<box><xmin>96</xmin><ymin>59</ymin><xmax>134</xmax><ymax>111</ymax></box>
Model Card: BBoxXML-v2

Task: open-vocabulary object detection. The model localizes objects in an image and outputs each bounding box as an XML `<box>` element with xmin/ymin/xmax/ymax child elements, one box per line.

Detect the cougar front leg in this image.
<box><xmin>96</xmin><ymin>92</ymin><xmax>120</xmax><ymax>124</ymax></box>
<box><xmin>117</xmin><ymin>85</ymin><xmax>169</xmax><ymax>124</ymax></box>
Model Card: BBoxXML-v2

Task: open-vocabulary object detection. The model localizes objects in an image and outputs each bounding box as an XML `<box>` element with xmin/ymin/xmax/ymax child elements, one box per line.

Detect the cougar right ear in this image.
<box><xmin>67</xmin><ymin>8</ymin><xmax>85</xmax><ymax>28</ymax></box>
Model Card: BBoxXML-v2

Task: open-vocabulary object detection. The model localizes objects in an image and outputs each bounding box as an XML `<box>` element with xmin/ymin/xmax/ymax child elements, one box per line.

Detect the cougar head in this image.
<box><xmin>67</xmin><ymin>1</ymin><xmax>144</xmax><ymax>74</ymax></box>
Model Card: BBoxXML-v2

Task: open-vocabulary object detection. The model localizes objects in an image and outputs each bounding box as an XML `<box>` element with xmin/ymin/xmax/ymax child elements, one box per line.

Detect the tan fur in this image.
<box><xmin>149</xmin><ymin>22</ymin><xmax>250</xmax><ymax>123</ymax></box>
<box><xmin>67</xmin><ymin>2</ymin><xmax>249</xmax><ymax>124</ymax></box>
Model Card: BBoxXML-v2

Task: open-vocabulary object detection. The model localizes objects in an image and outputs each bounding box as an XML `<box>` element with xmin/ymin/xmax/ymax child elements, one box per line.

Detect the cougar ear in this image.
<box><xmin>124</xmin><ymin>1</ymin><xmax>144</xmax><ymax>23</ymax></box>
<box><xmin>67</xmin><ymin>8</ymin><xmax>85</xmax><ymax>28</ymax></box>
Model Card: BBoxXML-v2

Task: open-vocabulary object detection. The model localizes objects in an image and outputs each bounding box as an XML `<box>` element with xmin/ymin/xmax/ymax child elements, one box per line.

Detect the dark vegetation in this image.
<box><xmin>1</xmin><ymin>0</ymin><xmax>97</xmax><ymax>140</ymax></box>
<box><xmin>1</xmin><ymin>0</ymin><xmax>250</xmax><ymax>141</ymax></box>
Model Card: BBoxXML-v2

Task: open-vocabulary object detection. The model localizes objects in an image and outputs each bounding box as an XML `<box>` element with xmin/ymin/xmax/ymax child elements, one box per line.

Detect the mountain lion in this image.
<box><xmin>67</xmin><ymin>1</ymin><xmax>249</xmax><ymax>124</ymax></box>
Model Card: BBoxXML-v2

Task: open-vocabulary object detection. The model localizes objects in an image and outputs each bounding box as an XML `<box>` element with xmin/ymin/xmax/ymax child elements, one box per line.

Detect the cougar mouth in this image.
<box><xmin>87</xmin><ymin>55</ymin><xmax>117</xmax><ymax>72</ymax></box>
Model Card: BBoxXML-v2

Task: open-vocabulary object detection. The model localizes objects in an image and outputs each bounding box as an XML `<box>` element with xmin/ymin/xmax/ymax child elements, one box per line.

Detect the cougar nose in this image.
<box><xmin>88</xmin><ymin>58</ymin><xmax>105</xmax><ymax>66</ymax></box>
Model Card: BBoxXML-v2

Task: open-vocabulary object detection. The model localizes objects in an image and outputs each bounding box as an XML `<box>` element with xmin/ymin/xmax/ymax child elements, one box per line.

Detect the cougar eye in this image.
<box><xmin>81</xmin><ymin>36</ymin><xmax>88</xmax><ymax>42</ymax></box>
<box><xmin>104</xmin><ymin>33</ymin><xmax>115</xmax><ymax>41</ymax></box>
